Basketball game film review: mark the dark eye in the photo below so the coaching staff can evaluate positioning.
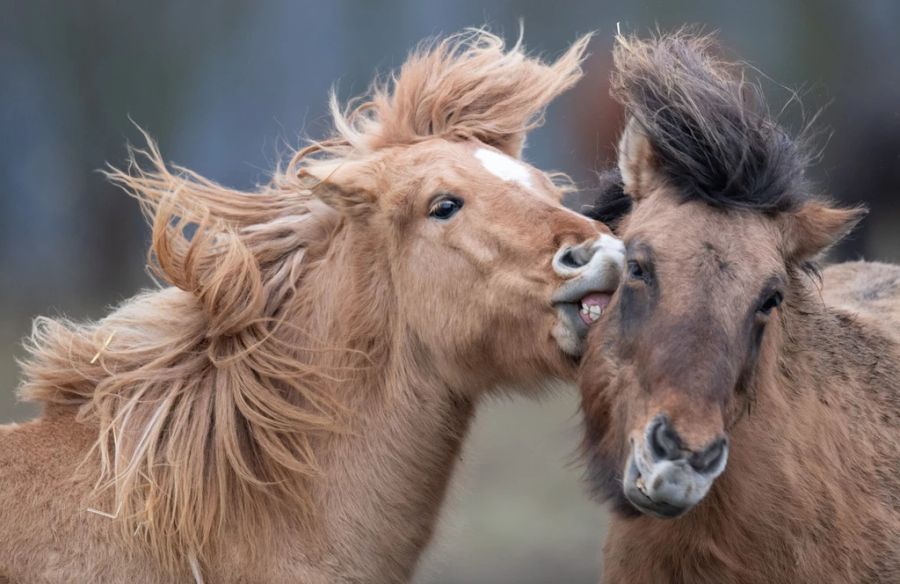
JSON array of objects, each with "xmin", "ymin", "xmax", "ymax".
[
  {"xmin": 429, "ymin": 196, "xmax": 463, "ymax": 220},
  {"xmin": 758, "ymin": 291, "xmax": 783, "ymax": 315},
  {"xmin": 627, "ymin": 259, "xmax": 646, "ymax": 281}
]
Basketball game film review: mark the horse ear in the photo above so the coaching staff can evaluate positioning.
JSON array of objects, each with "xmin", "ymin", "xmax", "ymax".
[
  {"xmin": 617, "ymin": 117, "xmax": 662, "ymax": 199},
  {"xmin": 307, "ymin": 180, "xmax": 374, "ymax": 218},
  {"xmin": 781, "ymin": 201, "xmax": 866, "ymax": 260},
  {"xmin": 298, "ymin": 159, "xmax": 378, "ymax": 217}
]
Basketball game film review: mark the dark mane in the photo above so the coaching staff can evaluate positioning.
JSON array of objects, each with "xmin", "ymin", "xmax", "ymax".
[
  {"xmin": 584, "ymin": 168, "xmax": 631, "ymax": 229},
  {"xmin": 611, "ymin": 31, "xmax": 811, "ymax": 213}
]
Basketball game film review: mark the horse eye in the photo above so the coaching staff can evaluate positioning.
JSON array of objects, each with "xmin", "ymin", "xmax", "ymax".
[
  {"xmin": 627, "ymin": 260, "xmax": 646, "ymax": 281},
  {"xmin": 429, "ymin": 197, "xmax": 463, "ymax": 220},
  {"xmin": 758, "ymin": 291, "xmax": 783, "ymax": 315}
]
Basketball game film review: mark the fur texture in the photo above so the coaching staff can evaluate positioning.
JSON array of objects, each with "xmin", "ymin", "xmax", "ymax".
[
  {"xmin": 1, "ymin": 30, "xmax": 609, "ymax": 583},
  {"xmin": 579, "ymin": 32, "xmax": 900, "ymax": 584}
]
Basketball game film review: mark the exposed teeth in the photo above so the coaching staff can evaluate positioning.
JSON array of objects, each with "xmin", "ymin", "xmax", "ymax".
[{"xmin": 580, "ymin": 303, "xmax": 603, "ymax": 322}]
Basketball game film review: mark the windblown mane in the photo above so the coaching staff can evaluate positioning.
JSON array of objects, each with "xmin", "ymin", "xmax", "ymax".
[
  {"xmin": 16, "ymin": 29, "xmax": 588, "ymax": 571},
  {"xmin": 20, "ymin": 138, "xmax": 344, "ymax": 570},
  {"xmin": 611, "ymin": 31, "xmax": 811, "ymax": 213},
  {"xmin": 305, "ymin": 28, "xmax": 590, "ymax": 162}
]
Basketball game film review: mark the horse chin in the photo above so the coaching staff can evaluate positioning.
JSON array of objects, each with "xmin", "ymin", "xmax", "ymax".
[
  {"xmin": 623, "ymin": 490, "xmax": 691, "ymax": 519},
  {"xmin": 551, "ymin": 290, "xmax": 613, "ymax": 358},
  {"xmin": 552, "ymin": 302, "xmax": 591, "ymax": 357},
  {"xmin": 622, "ymin": 464, "xmax": 692, "ymax": 519}
]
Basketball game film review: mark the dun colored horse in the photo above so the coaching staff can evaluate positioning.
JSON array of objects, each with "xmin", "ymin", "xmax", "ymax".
[
  {"xmin": 0, "ymin": 31, "xmax": 624, "ymax": 583},
  {"xmin": 580, "ymin": 33, "xmax": 900, "ymax": 583}
]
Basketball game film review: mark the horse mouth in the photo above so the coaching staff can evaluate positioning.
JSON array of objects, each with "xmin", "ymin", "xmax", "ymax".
[
  {"xmin": 550, "ymin": 249, "xmax": 621, "ymax": 356},
  {"xmin": 554, "ymin": 288, "xmax": 614, "ymax": 328},
  {"xmin": 551, "ymin": 291, "xmax": 615, "ymax": 356},
  {"xmin": 622, "ymin": 457, "xmax": 689, "ymax": 519},
  {"xmin": 624, "ymin": 487, "xmax": 688, "ymax": 519},
  {"xmin": 577, "ymin": 292, "xmax": 613, "ymax": 325}
]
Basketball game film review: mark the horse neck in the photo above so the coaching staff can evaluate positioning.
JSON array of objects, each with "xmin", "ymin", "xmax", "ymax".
[
  {"xmin": 281, "ymin": 228, "xmax": 478, "ymax": 579},
  {"xmin": 311, "ymin": 352, "xmax": 476, "ymax": 580}
]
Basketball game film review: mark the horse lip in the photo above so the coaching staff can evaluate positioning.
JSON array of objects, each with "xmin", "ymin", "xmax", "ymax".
[
  {"xmin": 556, "ymin": 303, "xmax": 589, "ymax": 336},
  {"xmin": 551, "ymin": 273, "xmax": 619, "ymax": 306},
  {"xmin": 550, "ymin": 281, "xmax": 616, "ymax": 306},
  {"xmin": 625, "ymin": 490, "xmax": 688, "ymax": 519},
  {"xmin": 623, "ymin": 456, "xmax": 690, "ymax": 519},
  {"xmin": 551, "ymin": 302, "xmax": 593, "ymax": 357},
  {"xmin": 550, "ymin": 270, "xmax": 619, "ymax": 356},
  {"xmin": 551, "ymin": 236, "xmax": 624, "ymax": 305}
]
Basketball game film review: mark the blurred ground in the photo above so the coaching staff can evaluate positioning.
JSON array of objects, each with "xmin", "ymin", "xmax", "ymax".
[{"xmin": 417, "ymin": 395, "xmax": 608, "ymax": 584}]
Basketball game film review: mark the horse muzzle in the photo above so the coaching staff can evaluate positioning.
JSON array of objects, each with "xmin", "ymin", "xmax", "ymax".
[
  {"xmin": 550, "ymin": 233, "xmax": 624, "ymax": 356},
  {"xmin": 623, "ymin": 414, "xmax": 729, "ymax": 518}
]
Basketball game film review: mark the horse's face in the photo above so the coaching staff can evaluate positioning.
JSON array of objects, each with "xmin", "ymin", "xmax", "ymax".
[
  {"xmin": 379, "ymin": 139, "xmax": 623, "ymax": 386},
  {"xmin": 580, "ymin": 190, "xmax": 782, "ymax": 518},
  {"xmin": 314, "ymin": 137, "xmax": 624, "ymax": 387},
  {"xmin": 578, "ymin": 122, "xmax": 861, "ymax": 519}
]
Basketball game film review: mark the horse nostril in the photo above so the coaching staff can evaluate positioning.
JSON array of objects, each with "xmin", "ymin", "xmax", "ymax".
[
  {"xmin": 554, "ymin": 240, "xmax": 597, "ymax": 274},
  {"xmin": 689, "ymin": 437, "xmax": 727, "ymax": 475},
  {"xmin": 648, "ymin": 416, "xmax": 683, "ymax": 461},
  {"xmin": 559, "ymin": 248, "xmax": 580, "ymax": 269}
]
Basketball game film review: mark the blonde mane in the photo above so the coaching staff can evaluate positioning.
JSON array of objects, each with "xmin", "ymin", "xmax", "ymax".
[
  {"xmin": 305, "ymin": 28, "xmax": 589, "ymax": 161},
  {"xmin": 16, "ymin": 29, "xmax": 589, "ymax": 570}
]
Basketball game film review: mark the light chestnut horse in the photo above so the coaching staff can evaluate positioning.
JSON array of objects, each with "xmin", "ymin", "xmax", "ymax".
[
  {"xmin": 0, "ymin": 31, "xmax": 624, "ymax": 583},
  {"xmin": 579, "ymin": 33, "xmax": 900, "ymax": 583}
]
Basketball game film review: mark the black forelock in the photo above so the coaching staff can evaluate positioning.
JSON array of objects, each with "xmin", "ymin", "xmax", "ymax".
[
  {"xmin": 584, "ymin": 168, "xmax": 631, "ymax": 229},
  {"xmin": 611, "ymin": 31, "xmax": 812, "ymax": 214}
]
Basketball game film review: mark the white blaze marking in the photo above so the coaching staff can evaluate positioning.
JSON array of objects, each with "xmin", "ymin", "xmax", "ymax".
[{"xmin": 474, "ymin": 148, "xmax": 534, "ymax": 189}]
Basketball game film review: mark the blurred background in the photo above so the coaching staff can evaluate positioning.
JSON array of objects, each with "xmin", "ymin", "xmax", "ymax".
[{"xmin": 1, "ymin": 1, "xmax": 898, "ymax": 582}]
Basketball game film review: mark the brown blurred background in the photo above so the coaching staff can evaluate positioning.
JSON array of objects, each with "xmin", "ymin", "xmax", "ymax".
[{"xmin": 1, "ymin": 1, "xmax": 898, "ymax": 582}]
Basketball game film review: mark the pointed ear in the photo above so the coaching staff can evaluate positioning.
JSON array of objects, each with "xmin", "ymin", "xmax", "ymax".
[
  {"xmin": 297, "ymin": 159, "xmax": 378, "ymax": 217},
  {"xmin": 780, "ymin": 201, "xmax": 866, "ymax": 260},
  {"xmin": 617, "ymin": 117, "xmax": 662, "ymax": 198}
]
